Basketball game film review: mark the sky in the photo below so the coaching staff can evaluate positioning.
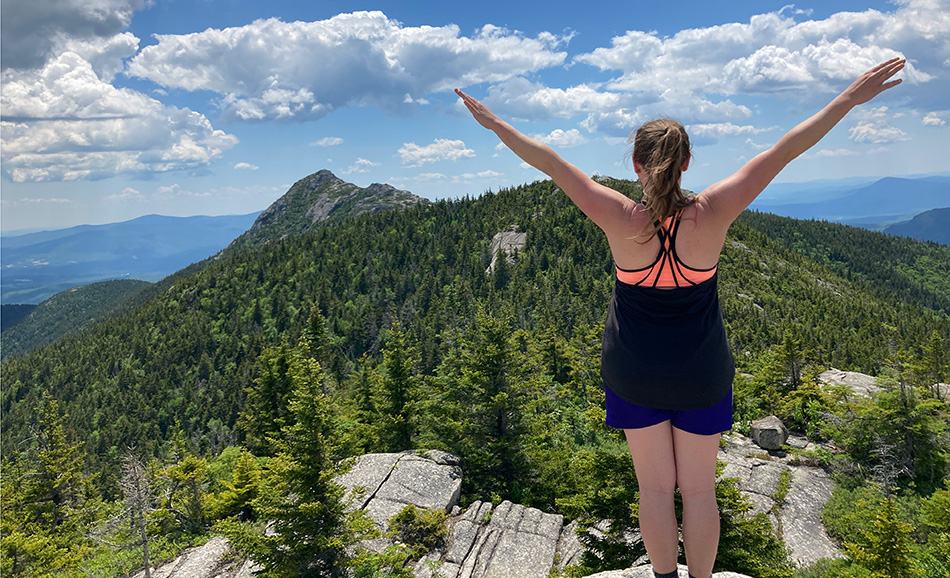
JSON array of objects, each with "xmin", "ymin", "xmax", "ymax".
[{"xmin": 2, "ymin": 0, "xmax": 949, "ymax": 232}]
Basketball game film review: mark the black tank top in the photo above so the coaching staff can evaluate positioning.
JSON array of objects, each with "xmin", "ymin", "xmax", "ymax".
[{"xmin": 601, "ymin": 220, "xmax": 734, "ymax": 410}]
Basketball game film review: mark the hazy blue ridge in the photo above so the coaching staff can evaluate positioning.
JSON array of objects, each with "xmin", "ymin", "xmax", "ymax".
[
  {"xmin": 883, "ymin": 207, "xmax": 950, "ymax": 246},
  {"xmin": 1, "ymin": 212, "xmax": 259, "ymax": 305},
  {"xmin": 751, "ymin": 176, "xmax": 950, "ymax": 222}
]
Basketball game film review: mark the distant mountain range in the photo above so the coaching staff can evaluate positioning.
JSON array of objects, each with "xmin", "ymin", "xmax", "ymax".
[
  {"xmin": 1, "ymin": 213, "xmax": 260, "ymax": 304},
  {"xmin": 752, "ymin": 175, "xmax": 950, "ymax": 227}
]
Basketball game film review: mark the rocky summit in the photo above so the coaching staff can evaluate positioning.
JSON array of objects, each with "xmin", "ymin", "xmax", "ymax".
[{"xmin": 227, "ymin": 169, "xmax": 427, "ymax": 252}]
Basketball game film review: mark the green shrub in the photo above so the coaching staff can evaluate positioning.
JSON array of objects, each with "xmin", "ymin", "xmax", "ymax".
[{"xmin": 387, "ymin": 505, "xmax": 448, "ymax": 558}]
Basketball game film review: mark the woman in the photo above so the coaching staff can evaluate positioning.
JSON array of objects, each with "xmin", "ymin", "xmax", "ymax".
[{"xmin": 456, "ymin": 56, "xmax": 905, "ymax": 578}]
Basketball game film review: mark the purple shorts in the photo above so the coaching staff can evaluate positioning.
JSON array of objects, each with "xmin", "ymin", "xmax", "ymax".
[{"xmin": 605, "ymin": 382, "xmax": 733, "ymax": 436}]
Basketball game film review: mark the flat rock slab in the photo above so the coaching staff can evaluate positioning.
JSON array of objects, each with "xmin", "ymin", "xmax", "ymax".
[
  {"xmin": 131, "ymin": 536, "xmax": 233, "ymax": 578},
  {"xmin": 781, "ymin": 467, "xmax": 842, "ymax": 566},
  {"xmin": 820, "ymin": 368, "xmax": 882, "ymax": 399},
  {"xmin": 336, "ymin": 451, "xmax": 463, "ymax": 530}
]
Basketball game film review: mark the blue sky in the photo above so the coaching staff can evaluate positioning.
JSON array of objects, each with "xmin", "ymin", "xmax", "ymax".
[{"xmin": 2, "ymin": 0, "xmax": 948, "ymax": 231}]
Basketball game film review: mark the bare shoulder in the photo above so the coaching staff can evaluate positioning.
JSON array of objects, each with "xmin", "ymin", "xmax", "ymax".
[{"xmin": 675, "ymin": 196, "xmax": 729, "ymax": 266}]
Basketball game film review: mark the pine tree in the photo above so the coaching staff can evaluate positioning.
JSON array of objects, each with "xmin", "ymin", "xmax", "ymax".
[
  {"xmin": 0, "ymin": 391, "xmax": 97, "ymax": 577},
  {"xmin": 241, "ymin": 347, "xmax": 367, "ymax": 578},
  {"xmin": 453, "ymin": 308, "xmax": 532, "ymax": 501},
  {"xmin": 239, "ymin": 340, "xmax": 296, "ymax": 456},
  {"xmin": 845, "ymin": 494, "xmax": 922, "ymax": 578},
  {"xmin": 376, "ymin": 321, "xmax": 418, "ymax": 452},
  {"xmin": 208, "ymin": 449, "xmax": 260, "ymax": 522}
]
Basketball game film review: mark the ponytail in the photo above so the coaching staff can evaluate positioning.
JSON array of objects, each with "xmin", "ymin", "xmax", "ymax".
[{"xmin": 631, "ymin": 119, "xmax": 693, "ymax": 240}]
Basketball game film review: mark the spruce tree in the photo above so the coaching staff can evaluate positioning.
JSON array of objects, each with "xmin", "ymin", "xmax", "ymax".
[
  {"xmin": 845, "ymin": 494, "xmax": 922, "ymax": 578},
  {"xmin": 376, "ymin": 322, "xmax": 418, "ymax": 452},
  {"xmin": 244, "ymin": 346, "xmax": 366, "ymax": 578},
  {"xmin": 0, "ymin": 392, "xmax": 97, "ymax": 577}
]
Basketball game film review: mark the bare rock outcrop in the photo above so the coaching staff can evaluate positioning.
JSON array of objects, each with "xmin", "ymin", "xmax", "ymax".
[
  {"xmin": 134, "ymin": 442, "xmax": 843, "ymax": 577},
  {"xmin": 820, "ymin": 368, "xmax": 882, "ymax": 399},
  {"xmin": 486, "ymin": 228, "xmax": 526, "ymax": 274},
  {"xmin": 718, "ymin": 434, "xmax": 842, "ymax": 566}
]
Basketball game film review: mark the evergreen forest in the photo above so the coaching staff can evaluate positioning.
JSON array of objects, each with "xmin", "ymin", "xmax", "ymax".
[{"xmin": 2, "ymin": 177, "xmax": 949, "ymax": 578}]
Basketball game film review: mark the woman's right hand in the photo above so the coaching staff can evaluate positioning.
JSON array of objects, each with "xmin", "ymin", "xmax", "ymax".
[
  {"xmin": 839, "ymin": 57, "xmax": 906, "ymax": 106},
  {"xmin": 455, "ymin": 89, "xmax": 503, "ymax": 131}
]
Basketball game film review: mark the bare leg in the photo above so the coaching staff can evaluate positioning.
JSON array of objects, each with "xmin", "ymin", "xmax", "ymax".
[
  {"xmin": 673, "ymin": 427, "xmax": 721, "ymax": 578},
  {"xmin": 624, "ymin": 423, "xmax": 678, "ymax": 575}
]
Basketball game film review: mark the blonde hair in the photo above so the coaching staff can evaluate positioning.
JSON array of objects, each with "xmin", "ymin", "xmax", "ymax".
[{"xmin": 631, "ymin": 118, "xmax": 693, "ymax": 240}]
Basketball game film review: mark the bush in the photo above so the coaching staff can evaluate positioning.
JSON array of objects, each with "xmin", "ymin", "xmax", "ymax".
[{"xmin": 387, "ymin": 505, "xmax": 448, "ymax": 558}]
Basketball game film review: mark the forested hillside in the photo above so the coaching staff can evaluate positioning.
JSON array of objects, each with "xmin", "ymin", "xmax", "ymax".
[
  {"xmin": 0, "ymin": 279, "xmax": 151, "ymax": 360},
  {"xmin": 3, "ymin": 178, "xmax": 948, "ymax": 578}
]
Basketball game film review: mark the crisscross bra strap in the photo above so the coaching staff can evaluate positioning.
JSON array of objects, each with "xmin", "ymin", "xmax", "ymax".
[{"xmin": 615, "ymin": 209, "xmax": 717, "ymax": 288}]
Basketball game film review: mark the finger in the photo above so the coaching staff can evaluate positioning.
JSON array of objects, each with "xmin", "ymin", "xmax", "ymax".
[
  {"xmin": 870, "ymin": 57, "xmax": 902, "ymax": 73},
  {"xmin": 875, "ymin": 58, "xmax": 906, "ymax": 80}
]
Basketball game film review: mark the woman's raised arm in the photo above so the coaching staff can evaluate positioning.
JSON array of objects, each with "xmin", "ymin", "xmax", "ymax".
[
  {"xmin": 455, "ymin": 89, "xmax": 636, "ymax": 235},
  {"xmin": 699, "ymin": 57, "xmax": 906, "ymax": 227}
]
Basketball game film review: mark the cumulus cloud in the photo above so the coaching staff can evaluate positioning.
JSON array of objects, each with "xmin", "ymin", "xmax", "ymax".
[
  {"xmin": 576, "ymin": 6, "xmax": 937, "ymax": 97},
  {"xmin": 534, "ymin": 128, "xmax": 588, "ymax": 148},
  {"xmin": 343, "ymin": 158, "xmax": 380, "ymax": 174},
  {"xmin": 398, "ymin": 139, "xmax": 475, "ymax": 167},
  {"xmin": 570, "ymin": 0, "xmax": 946, "ymax": 131},
  {"xmin": 849, "ymin": 121, "xmax": 910, "ymax": 143},
  {"xmin": 848, "ymin": 106, "xmax": 910, "ymax": 143},
  {"xmin": 153, "ymin": 184, "xmax": 210, "ymax": 200},
  {"xmin": 687, "ymin": 123, "xmax": 773, "ymax": 139},
  {"xmin": 1, "ymin": 50, "xmax": 237, "ymax": 182},
  {"xmin": 0, "ymin": 0, "xmax": 145, "ymax": 70},
  {"xmin": 813, "ymin": 148, "xmax": 858, "ymax": 157},
  {"xmin": 234, "ymin": 162, "xmax": 259, "ymax": 170},
  {"xmin": 922, "ymin": 112, "xmax": 946, "ymax": 126},
  {"xmin": 484, "ymin": 78, "xmax": 622, "ymax": 120},
  {"xmin": 127, "ymin": 12, "xmax": 569, "ymax": 122},
  {"xmin": 311, "ymin": 137, "xmax": 344, "ymax": 146},
  {"xmin": 106, "ymin": 186, "xmax": 145, "ymax": 201}
]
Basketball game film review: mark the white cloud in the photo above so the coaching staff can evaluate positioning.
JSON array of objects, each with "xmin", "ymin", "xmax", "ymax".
[
  {"xmin": 234, "ymin": 162, "xmax": 259, "ymax": 170},
  {"xmin": 457, "ymin": 170, "xmax": 502, "ymax": 179},
  {"xmin": 485, "ymin": 78, "xmax": 622, "ymax": 120},
  {"xmin": 127, "ymin": 12, "xmax": 569, "ymax": 122},
  {"xmin": 849, "ymin": 121, "xmax": 910, "ymax": 143},
  {"xmin": 153, "ymin": 184, "xmax": 210, "ymax": 200},
  {"xmin": 814, "ymin": 148, "xmax": 858, "ymax": 157},
  {"xmin": 848, "ymin": 105, "xmax": 910, "ymax": 143},
  {"xmin": 343, "ymin": 158, "xmax": 380, "ymax": 174},
  {"xmin": 1, "ymin": 50, "xmax": 238, "ymax": 182},
  {"xmin": 574, "ymin": 1, "xmax": 943, "ymax": 113},
  {"xmin": 311, "ymin": 137, "xmax": 344, "ymax": 147},
  {"xmin": 105, "ymin": 186, "xmax": 145, "ymax": 202},
  {"xmin": 533, "ymin": 128, "xmax": 588, "ymax": 148},
  {"xmin": 398, "ymin": 139, "xmax": 475, "ymax": 167},
  {"xmin": 10, "ymin": 197, "xmax": 73, "ymax": 205},
  {"xmin": 416, "ymin": 173, "xmax": 446, "ymax": 181},
  {"xmin": 687, "ymin": 123, "xmax": 773, "ymax": 138},
  {"xmin": 1, "ymin": 0, "xmax": 145, "ymax": 70},
  {"xmin": 922, "ymin": 112, "xmax": 946, "ymax": 126}
]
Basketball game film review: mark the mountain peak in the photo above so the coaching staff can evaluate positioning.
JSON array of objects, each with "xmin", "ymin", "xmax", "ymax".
[{"xmin": 229, "ymin": 170, "xmax": 427, "ymax": 252}]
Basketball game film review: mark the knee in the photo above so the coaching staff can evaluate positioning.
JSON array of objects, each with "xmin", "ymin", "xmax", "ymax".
[
  {"xmin": 637, "ymin": 471, "xmax": 677, "ymax": 495},
  {"xmin": 675, "ymin": 475, "xmax": 717, "ymax": 499}
]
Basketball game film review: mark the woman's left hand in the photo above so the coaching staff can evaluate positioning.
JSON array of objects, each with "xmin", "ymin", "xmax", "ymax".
[{"xmin": 455, "ymin": 89, "xmax": 503, "ymax": 131}]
